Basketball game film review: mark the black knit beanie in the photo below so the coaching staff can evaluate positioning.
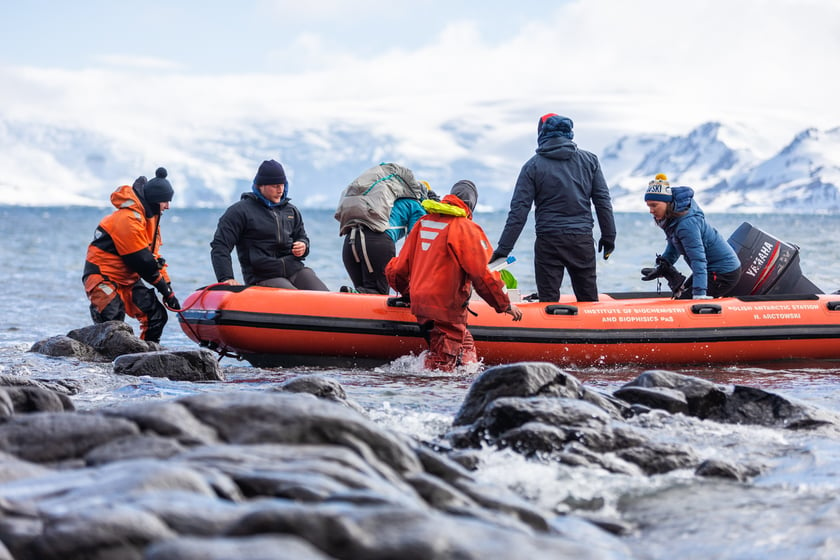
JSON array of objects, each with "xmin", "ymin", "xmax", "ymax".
[
  {"xmin": 254, "ymin": 160, "xmax": 287, "ymax": 186},
  {"xmin": 144, "ymin": 167, "xmax": 174, "ymax": 204}
]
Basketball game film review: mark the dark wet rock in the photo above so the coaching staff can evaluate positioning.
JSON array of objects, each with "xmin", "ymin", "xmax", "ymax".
[
  {"xmin": 274, "ymin": 374, "xmax": 365, "ymax": 413},
  {"xmin": 65, "ymin": 321, "xmax": 154, "ymax": 360},
  {"xmin": 112, "ymin": 349, "xmax": 224, "ymax": 381},
  {"xmin": 414, "ymin": 442, "xmax": 477, "ymax": 486},
  {"xmin": 455, "ymin": 362, "xmax": 633, "ymax": 428},
  {"xmin": 178, "ymin": 443, "xmax": 418, "ymax": 505},
  {"xmin": 412, "ymin": 443, "xmax": 554, "ymax": 532},
  {"xmin": 448, "ymin": 476, "xmax": 554, "ymax": 533},
  {"xmin": 1, "ymin": 386, "xmax": 74, "ymax": 414},
  {"xmin": 613, "ymin": 385, "xmax": 688, "ymax": 414},
  {"xmin": 449, "ymin": 363, "xmax": 703, "ymax": 477},
  {"xmin": 179, "ymin": 392, "xmax": 423, "ymax": 477},
  {"xmin": 28, "ymin": 335, "xmax": 106, "ymax": 362},
  {"xmin": 555, "ymin": 442, "xmax": 644, "ymax": 476},
  {"xmin": 620, "ymin": 369, "xmax": 728, "ymax": 418},
  {"xmin": 468, "ymin": 396, "xmax": 686, "ymax": 476},
  {"xmin": 84, "ymin": 434, "xmax": 186, "ymax": 465},
  {"xmin": 100, "ymin": 400, "xmax": 220, "ymax": 445},
  {"xmin": 447, "ymin": 449, "xmax": 482, "ymax": 471},
  {"xmin": 707, "ymin": 385, "xmax": 838, "ymax": 429},
  {"xmin": 694, "ymin": 458, "xmax": 760, "ymax": 481},
  {"xmin": 277, "ymin": 374, "xmax": 346, "ymax": 399},
  {"xmin": 30, "ymin": 321, "xmax": 166, "ymax": 363},
  {"xmin": 453, "ymin": 362, "xmax": 584, "ymax": 426},
  {"xmin": 615, "ymin": 443, "xmax": 698, "ymax": 475},
  {"xmin": 0, "ymin": 412, "xmax": 139, "ymax": 463},
  {"xmin": 0, "ymin": 391, "xmax": 13, "ymax": 418},
  {"xmin": 31, "ymin": 378, "xmax": 82, "ymax": 398},
  {"xmin": 144, "ymin": 534, "xmax": 332, "ymax": 560},
  {"xmin": 119, "ymin": 492, "xmax": 247, "ymax": 537},
  {"xmin": 224, "ymin": 502, "xmax": 615, "ymax": 560},
  {"xmin": 405, "ymin": 470, "xmax": 478, "ymax": 511},
  {"xmin": 31, "ymin": 504, "xmax": 176, "ymax": 560},
  {"xmin": 573, "ymin": 513, "xmax": 636, "ymax": 537},
  {"xmin": 0, "ymin": 390, "xmax": 630, "ymax": 560},
  {"xmin": 0, "ymin": 375, "xmax": 76, "ymax": 414},
  {"xmin": 622, "ymin": 369, "xmax": 840, "ymax": 429},
  {"xmin": 482, "ymin": 397, "xmax": 612, "ymax": 441}
]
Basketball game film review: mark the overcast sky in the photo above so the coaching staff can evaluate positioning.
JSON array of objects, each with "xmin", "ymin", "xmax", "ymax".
[{"xmin": 1, "ymin": 0, "xmax": 839, "ymax": 154}]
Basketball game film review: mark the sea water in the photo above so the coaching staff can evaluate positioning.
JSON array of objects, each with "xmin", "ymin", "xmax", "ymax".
[{"xmin": 2, "ymin": 205, "xmax": 840, "ymax": 559}]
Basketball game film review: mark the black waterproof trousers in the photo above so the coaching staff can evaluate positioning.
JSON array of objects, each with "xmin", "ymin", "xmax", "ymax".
[
  {"xmin": 341, "ymin": 225, "xmax": 395, "ymax": 294},
  {"xmin": 533, "ymin": 233, "xmax": 598, "ymax": 302}
]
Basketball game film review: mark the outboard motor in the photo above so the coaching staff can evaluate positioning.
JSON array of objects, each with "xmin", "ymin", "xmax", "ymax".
[{"xmin": 727, "ymin": 222, "xmax": 822, "ymax": 295}]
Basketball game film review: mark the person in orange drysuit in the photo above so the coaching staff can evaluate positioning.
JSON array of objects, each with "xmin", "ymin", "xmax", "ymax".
[
  {"xmin": 83, "ymin": 167, "xmax": 180, "ymax": 343},
  {"xmin": 386, "ymin": 180, "xmax": 523, "ymax": 371}
]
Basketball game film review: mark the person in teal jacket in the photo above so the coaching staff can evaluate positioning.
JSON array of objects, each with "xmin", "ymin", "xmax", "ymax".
[
  {"xmin": 340, "ymin": 173, "xmax": 430, "ymax": 295},
  {"xmin": 642, "ymin": 174, "xmax": 742, "ymax": 298}
]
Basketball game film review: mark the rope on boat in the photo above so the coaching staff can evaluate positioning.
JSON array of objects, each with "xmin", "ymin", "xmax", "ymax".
[{"xmin": 166, "ymin": 282, "xmax": 245, "ymax": 362}]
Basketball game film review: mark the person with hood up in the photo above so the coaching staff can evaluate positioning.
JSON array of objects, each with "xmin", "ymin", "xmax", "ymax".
[
  {"xmin": 386, "ymin": 180, "xmax": 523, "ymax": 372},
  {"xmin": 490, "ymin": 113, "xmax": 616, "ymax": 302},
  {"xmin": 641, "ymin": 174, "xmax": 742, "ymax": 298},
  {"xmin": 83, "ymin": 167, "xmax": 179, "ymax": 343},
  {"xmin": 211, "ymin": 159, "xmax": 328, "ymax": 290}
]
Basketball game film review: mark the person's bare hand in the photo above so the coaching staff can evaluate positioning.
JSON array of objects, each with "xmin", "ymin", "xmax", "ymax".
[
  {"xmin": 292, "ymin": 241, "xmax": 306, "ymax": 257},
  {"xmin": 507, "ymin": 304, "xmax": 523, "ymax": 321}
]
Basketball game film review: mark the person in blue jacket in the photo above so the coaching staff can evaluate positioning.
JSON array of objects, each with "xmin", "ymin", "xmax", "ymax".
[
  {"xmin": 490, "ymin": 113, "xmax": 616, "ymax": 302},
  {"xmin": 641, "ymin": 173, "xmax": 742, "ymax": 299}
]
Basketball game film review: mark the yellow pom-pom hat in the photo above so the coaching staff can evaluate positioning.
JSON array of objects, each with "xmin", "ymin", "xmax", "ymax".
[{"xmin": 644, "ymin": 173, "xmax": 672, "ymax": 202}]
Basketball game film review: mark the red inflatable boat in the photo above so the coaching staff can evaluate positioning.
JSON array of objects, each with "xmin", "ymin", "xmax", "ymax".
[
  {"xmin": 178, "ymin": 223, "xmax": 840, "ymax": 368},
  {"xmin": 178, "ymin": 286, "xmax": 840, "ymax": 368}
]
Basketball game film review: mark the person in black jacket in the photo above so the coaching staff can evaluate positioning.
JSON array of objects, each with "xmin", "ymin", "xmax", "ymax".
[
  {"xmin": 490, "ymin": 114, "xmax": 616, "ymax": 302},
  {"xmin": 210, "ymin": 159, "xmax": 328, "ymax": 290}
]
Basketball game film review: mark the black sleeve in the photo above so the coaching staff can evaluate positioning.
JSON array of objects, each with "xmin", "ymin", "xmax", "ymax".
[
  {"xmin": 210, "ymin": 205, "xmax": 245, "ymax": 281},
  {"xmin": 122, "ymin": 248, "xmax": 163, "ymax": 285},
  {"xmin": 292, "ymin": 207, "xmax": 311, "ymax": 258}
]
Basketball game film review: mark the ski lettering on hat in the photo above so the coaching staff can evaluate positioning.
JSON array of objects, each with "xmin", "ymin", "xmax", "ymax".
[{"xmin": 644, "ymin": 173, "xmax": 673, "ymax": 202}]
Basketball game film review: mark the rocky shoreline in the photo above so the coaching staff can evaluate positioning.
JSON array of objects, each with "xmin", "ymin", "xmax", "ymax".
[{"xmin": 0, "ymin": 322, "xmax": 836, "ymax": 559}]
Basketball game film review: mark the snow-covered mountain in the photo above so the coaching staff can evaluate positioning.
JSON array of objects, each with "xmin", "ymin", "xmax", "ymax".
[
  {"xmin": 0, "ymin": 117, "xmax": 528, "ymax": 211},
  {"xmin": 703, "ymin": 127, "xmax": 840, "ymax": 212},
  {"xmin": 1, "ymin": 117, "xmax": 838, "ymax": 213},
  {"xmin": 606, "ymin": 122, "xmax": 840, "ymax": 213}
]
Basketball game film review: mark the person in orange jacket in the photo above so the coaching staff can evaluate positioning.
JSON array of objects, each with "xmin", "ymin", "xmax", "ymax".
[
  {"xmin": 82, "ymin": 168, "xmax": 180, "ymax": 343},
  {"xmin": 386, "ymin": 180, "xmax": 523, "ymax": 371}
]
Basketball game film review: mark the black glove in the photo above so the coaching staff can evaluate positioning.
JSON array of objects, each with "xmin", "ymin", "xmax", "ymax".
[
  {"xmin": 640, "ymin": 267, "xmax": 659, "ymax": 281},
  {"xmin": 489, "ymin": 250, "xmax": 507, "ymax": 264},
  {"xmin": 164, "ymin": 293, "xmax": 181, "ymax": 310},
  {"xmin": 641, "ymin": 255, "xmax": 668, "ymax": 281},
  {"xmin": 153, "ymin": 277, "xmax": 172, "ymax": 297},
  {"xmin": 427, "ymin": 189, "xmax": 440, "ymax": 202},
  {"xmin": 598, "ymin": 238, "xmax": 615, "ymax": 260}
]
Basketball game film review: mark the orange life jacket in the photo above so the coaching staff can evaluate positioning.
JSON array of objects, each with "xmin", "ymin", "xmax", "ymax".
[
  {"xmin": 84, "ymin": 185, "xmax": 170, "ymax": 286},
  {"xmin": 386, "ymin": 194, "xmax": 509, "ymax": 323}
]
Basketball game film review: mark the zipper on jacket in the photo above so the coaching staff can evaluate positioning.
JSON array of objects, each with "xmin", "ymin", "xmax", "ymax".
[{"xmin": 270, "ymin": 207, "xmax": 287, "ymax": 276}]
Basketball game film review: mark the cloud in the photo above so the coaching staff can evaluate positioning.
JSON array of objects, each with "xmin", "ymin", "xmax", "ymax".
[
  {"xmin": 93, "ymin": 54, "xmax": 183, "ymax": 71},
  {"xmin": 0, "ymin": 0, "xmax": 838, "ymax": 155}
]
